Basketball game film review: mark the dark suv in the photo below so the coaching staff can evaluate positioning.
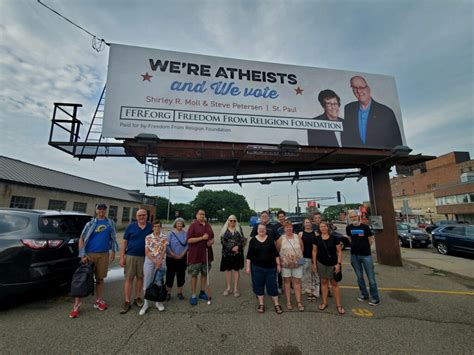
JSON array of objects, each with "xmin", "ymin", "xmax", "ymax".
[
  {"xmin": 0, "ymin": 209, "xmax": 91, "ymax": 301},
  {"xmin": 431, "ymin": 224, "xmax": 474, "ymax": 256}
]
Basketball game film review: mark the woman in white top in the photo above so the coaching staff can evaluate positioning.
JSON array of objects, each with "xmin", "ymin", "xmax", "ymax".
[{"xmin": 276, "ymin": 221, "xmax": 305, "ymax": 311}]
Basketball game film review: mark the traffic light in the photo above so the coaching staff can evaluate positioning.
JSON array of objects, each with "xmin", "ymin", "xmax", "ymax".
[{"xmin": 336, "ymin": 191, "xmax": 341, "ymax": 203}]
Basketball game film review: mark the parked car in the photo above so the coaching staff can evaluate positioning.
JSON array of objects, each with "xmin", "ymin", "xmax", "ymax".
[
  {"xmin": 431, "ymin": 224, "xmax": 474, "ymax": 255},
  {"xmin": 425, "ymin": 220, "xmax": 459, "ymax": 234},
  {"xmin": 249, "ymin": 216, "xmax": 260, "ymax": 227},
  {"xmin": 396, "ymin": 222, "xmax": 431, "ymax": 248},
  {"xmin": 0, "ymin": 209, "xmax": 92, "ymax": 302}
]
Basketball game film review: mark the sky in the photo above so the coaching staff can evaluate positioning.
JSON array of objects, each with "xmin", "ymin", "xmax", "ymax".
[{"xmin": 0, "ymin": 0, "xmax": 473, "ymax": 213}]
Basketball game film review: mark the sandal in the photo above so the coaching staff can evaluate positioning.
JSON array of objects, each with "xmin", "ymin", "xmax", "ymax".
[
  {"xmin": 274, "ymin": 304, "xmax": 283, "ymax": 314},
  {"xmin": 286, "ymin": 303, "xmax": 293, "ymax": 311},
  {"xmin": 308, "ymin": 294, "xmax": 316, "ymax": 302},
  {"xmin": 233, "ymin": 290, "xmax": 240, "ymax": 298},
  {"xmin": 337, "ymin": 306, "xmax": 345, "ymax": 315},
  {"xmin": 257, "ymin": 304, "xmax": 265, "ymax": 313},
  {"xmin": 297, "ymin": 303, "xmax": 305, "ymax": 312},
  {"xmin": 319, "ymin": 303, "xmax": 328, "ymax": 311},
  {"xmin": 223, "ymin": 289, "xmax": 231, "ymax": 296}
]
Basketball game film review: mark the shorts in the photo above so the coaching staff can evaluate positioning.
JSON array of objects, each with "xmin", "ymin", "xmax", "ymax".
[
  {"xmin": 87, "ymin": 252, "xmax": 109, "ymax": 280},
  {"xmin": 281, "ymin": 265, "xmax": 303, "ymax": 279},
  {"xmin": 124, "ymin": 255, "xmax": 145, "ymax": 279},
  {"xmin": 187, "ymin": 262, "xmax": 211, "ymax": 277}
]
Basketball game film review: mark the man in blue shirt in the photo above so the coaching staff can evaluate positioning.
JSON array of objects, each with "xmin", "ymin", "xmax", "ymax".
[
  {"xmin": 119, "ymin": 209, "xmax": 152, "ymax": 314},
  {"xmin": 69, "ymin": 203, "xmax": 118, "ymax": 318},
  {"xmin": 341, "ymin": 75, "xmax": 403, "ymax": 149}
]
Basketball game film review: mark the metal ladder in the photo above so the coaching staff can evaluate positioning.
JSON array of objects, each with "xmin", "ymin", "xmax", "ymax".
[{"xmin": 80, "ymin": 86, "xmax": 107, "ymax": 159}]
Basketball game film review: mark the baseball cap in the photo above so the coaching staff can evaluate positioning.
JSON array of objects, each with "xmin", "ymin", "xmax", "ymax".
[{"xmin": 96, "ymin": 203, "xmax": 108, "ymax": 209}]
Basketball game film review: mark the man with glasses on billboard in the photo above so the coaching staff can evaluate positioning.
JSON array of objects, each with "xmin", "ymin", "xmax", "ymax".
[{"xmin": 342, "ymin": 75, "xmax": 402, "ymax": 149}]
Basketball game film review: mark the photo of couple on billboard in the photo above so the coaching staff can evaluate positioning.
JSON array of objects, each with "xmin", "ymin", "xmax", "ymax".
[{"xmin": 307, "ymin": 75, "xmax": 403, "ymax": 149}]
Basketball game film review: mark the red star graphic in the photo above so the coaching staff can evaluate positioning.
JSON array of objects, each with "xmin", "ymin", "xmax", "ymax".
[
  {"xmin": 294, "ymin": 86, "xmax": 304, "ymax": 95},
  {"xmin": 141, "ymin": 72, "xmax": 153, "ymax": 81}
]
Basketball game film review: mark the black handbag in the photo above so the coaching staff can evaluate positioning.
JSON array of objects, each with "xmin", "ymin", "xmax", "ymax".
[
  {"xmin": 144, "ymin": 270, "xmax": 168, "ymax": 302},
  {"xmin": 333, "ymin": 265, "xmax": 343, "ymax": 282}
]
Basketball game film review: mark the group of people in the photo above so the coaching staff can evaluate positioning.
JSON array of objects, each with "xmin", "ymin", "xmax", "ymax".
[{"xmin": 69, "ymin": 203, "xmax": 380, "ymax": 318}]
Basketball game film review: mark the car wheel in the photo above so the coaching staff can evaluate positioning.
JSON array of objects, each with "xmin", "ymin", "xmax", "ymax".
[{"xmin": 436, "ymin": 242, "xmax": 449, "ymax": 255}]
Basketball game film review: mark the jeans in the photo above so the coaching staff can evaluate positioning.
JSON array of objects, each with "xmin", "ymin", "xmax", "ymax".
[
  {"xmin": 143, "ymin": 257, "xmax": 166, "ymax": 291},
  {"xmin": 251, "ymin": 264, "xmax": 278, "ymax": 297},
  {"xmin": 350, "ymin": 254, "xmax": 380, "ymax": 302}
]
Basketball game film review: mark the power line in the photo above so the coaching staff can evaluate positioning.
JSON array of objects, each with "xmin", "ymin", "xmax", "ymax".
[{"xmin": 37, "ymin": 0, "xmax": 108, "ymax": 52}]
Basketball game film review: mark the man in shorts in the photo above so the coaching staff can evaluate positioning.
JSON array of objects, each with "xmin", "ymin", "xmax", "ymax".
[
  {"xmin": 69, "ymin": 203, "xmax": 119, "ymax": 318},
  {"xmin": 119, "ymin": 209, "xmax": 152, "ymax": 313},
  {"xmin": 187, "ymin": 209, "xmax": 214, "ymax": 306}
]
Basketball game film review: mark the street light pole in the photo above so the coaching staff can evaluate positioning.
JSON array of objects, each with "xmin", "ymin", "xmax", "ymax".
[
  {"xmin": 166, "ymin": 186, "xmax": 171, "ymax": 222},
  {"xmin": 267, "ymin": 194, "xmax": 278, "ymax": 211}
]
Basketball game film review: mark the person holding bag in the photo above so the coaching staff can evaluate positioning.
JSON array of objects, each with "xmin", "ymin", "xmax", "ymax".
[
  {"xmin": 165, "ymin": 218, "xmax": 188, "ymax": 301},
  {"xmin": 276, "ymin": 221, "xmax": 305, "ymax": 311},
  {"xmin": 313, "ymin": 221, "xmax": 345, "ymax": 315},
  {"xmin": 140, "ymin": 221, "xmax": 168, "ymax": 315}
]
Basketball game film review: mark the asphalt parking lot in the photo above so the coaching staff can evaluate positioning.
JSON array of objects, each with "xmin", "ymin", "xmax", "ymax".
[{"xmin": 1, "ymin": 226, "xmax": 473, "ymax": 354}]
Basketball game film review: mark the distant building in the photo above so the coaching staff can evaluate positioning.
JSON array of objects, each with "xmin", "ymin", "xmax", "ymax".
[
  {"xmin": 391, "ymin": 152, "xmax": 474, "ymax": 224},
  {"xmin": 0, "ymin": 156, "xmax": 156, "ymax": 227}
]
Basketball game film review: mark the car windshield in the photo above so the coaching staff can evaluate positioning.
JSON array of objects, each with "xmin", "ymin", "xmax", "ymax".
[
  {"xmin": 397, "ymin": 223, "xmax": 410, "ymax": 231},
  {"xmin": 0, "ymin": 214, "xmax": 30, "ymax": 234},
  {"xmin": 39, "ymin": 215, "xmax": 91, "ymax": 234}
]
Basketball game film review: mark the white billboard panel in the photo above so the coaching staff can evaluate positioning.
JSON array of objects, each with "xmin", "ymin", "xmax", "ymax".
[{"xmin": 103, "ymin": 44, "xmax": 406, "ymax": 149}]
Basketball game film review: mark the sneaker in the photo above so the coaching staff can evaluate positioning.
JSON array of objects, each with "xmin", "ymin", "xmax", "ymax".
[
  {"xmin": 133, "ymin": 297, "xmax": 144, "ymax": 308},
  {"xmin": 189, "ymin": 296, "xmax": 198, "ymax": 306},
  {"xmin": 156, "ymin": 302, "xmax": 165, "ymax": 311},
  {"xmin": 199, "ymin": 290, "xmax": 209, "ymax": 301},
  {"xmin": 357, "ymin": 296, "xmax": 368, "ymax": 302},
  {"xmin": 93, "ymin": 299, "xmax": 108, "ymax": 311},
  {"xmin": 69, "ymin": 305, "xmax": 80, "ymax": 319},
  {"xmin": 177, "ymin": 293, "xmax": 185, "ymax": 300},
  {"xmin": 120, "ymin": 301, "xmax": 131, "ymax": 314},
  {"xmin": 369, "ymin": 300, "xmax": 380, "ymax": 306}
]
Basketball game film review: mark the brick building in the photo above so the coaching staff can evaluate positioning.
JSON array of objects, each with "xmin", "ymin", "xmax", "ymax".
[
  {"xmin": 0, "ymin": 156, "xmax": 157, "ymax": 228},
  {"xmin": 391, "ymin": 152, "xmax": 474, "ymax": 223}
]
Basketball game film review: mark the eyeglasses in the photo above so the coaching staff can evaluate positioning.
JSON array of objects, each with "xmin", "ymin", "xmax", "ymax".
[
  {"xmin": 229, "ymin": 220, "xmax": 236, "ymax": 222},
  {"xmin": 325, "ymin": 102, "xmax": 340, "ymax": 107},
  {"xmin": 351, "ymin": 85, "xmax": 368, "ymax": 91}
]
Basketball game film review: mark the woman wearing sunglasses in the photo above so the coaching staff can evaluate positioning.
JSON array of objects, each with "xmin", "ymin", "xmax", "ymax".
[{"xmin": 220, "ymin": 215, "xmax": 246, "ymax": 297}]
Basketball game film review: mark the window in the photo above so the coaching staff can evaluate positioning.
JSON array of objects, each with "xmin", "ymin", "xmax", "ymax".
[
  {"xmin": 470, "ymin": 193, "xmax": 474, "ymax": 203},
  {"xmin": 0, "ymin": 214, "xmax": 30, "ymax": 234},
  {"xmin": 73, "ymin": 202, "xmax": 87, "ymax": 213},
  {"xmin": 48, "ymin": 200, "xmax": 67, "ymax": 210},
  {"xmin": 456, "ymin": 194, "xmax": 469, "ymax": 204},
  {"xmin": 39, "ymin": 215, "xmax": 91, "ymax": 234},
  {"xmin": 131, "ymin": 208, "xmax": 139, "ymax": 221},
  {"xmin": 10, "ymin": 196, "xmax": 36, "ymax": 209},
  {"xmin": 450, "ymin": 226, "xmax": 466, "ymax": 236},
  {"xmin": 108, "ymin": 205, "xmax": 118, "ymax": 222},
  {"xmin": 122, "ymin": 207, "xmax": 130, "ymax": 222},
  {"xmin": 445, "ymin": 196, "xmax": 457, "ymax": 205}
]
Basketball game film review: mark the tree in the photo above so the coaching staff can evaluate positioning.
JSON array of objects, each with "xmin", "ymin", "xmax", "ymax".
[
  {"xmin": 191, "ymin": 190, "xmax": 253, "ymax": 222},
  {"xmin": 155, "ymin": 196, "xmax": 171, "ymax": 220},
  {"xmin": 323, "ymin": 203, "xmax": 361, "ymax": 222}
]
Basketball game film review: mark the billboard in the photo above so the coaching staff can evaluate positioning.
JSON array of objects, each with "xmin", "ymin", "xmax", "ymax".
[{"xmin": 103, "ymin": 44, "xmax": 406, "ymax": 149}]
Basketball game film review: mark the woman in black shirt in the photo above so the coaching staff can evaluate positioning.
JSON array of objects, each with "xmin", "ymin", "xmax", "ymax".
[
  {"xmin": 298, "ymin": 218, "xmax": 320, "ymax": 302},
  {"xmin": 246, "ymin": 224, "xmax": 283, "ymax": 314},
  {"xmin": 312, "ymin": 221, "xmax": 344, "ymax": 315}
]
